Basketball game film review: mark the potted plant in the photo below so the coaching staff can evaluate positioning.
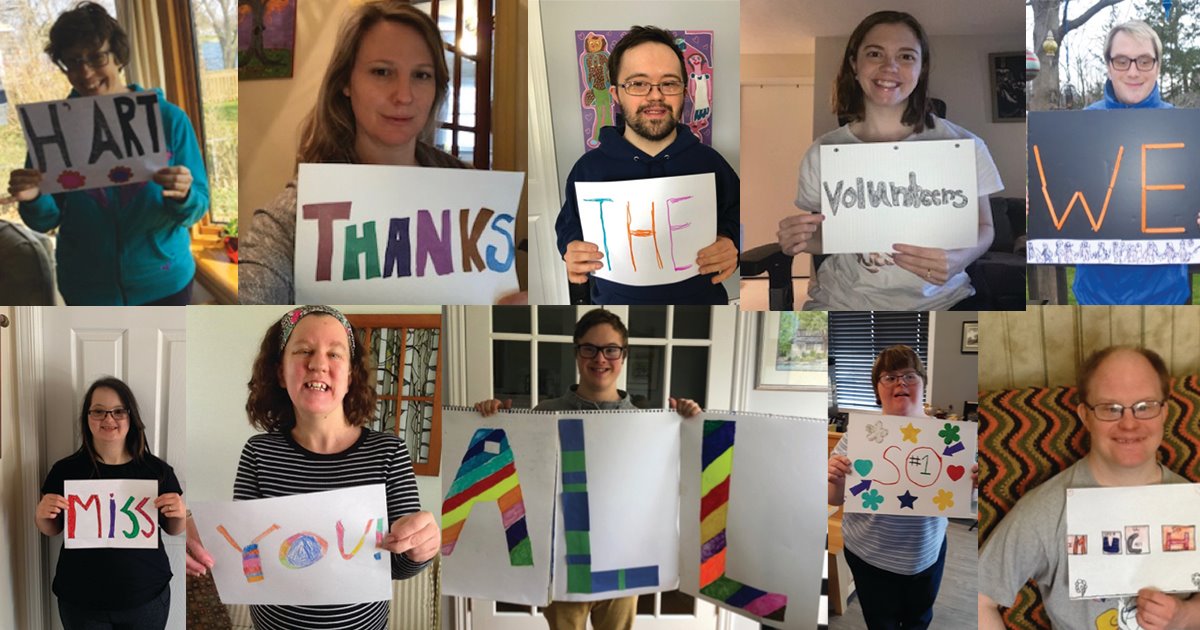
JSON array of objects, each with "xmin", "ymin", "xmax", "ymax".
[{"xmin": 223, "ymin": 217, "xmax": 238, "ymax": 263}]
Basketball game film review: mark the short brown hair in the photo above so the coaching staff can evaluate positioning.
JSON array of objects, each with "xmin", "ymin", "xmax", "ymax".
[
  {"xmin": 574, "ymin": 309, "xmax": 629, "ymax": 346},
  {"xmin": 607, "ymin": 25, "xmax": 687, "ymax": 87},
  {"xmin": 1076, "ymin": 346, "xmax": 1170, "ymax": 406},
  {"xmin": 246, "ymin": 314, "xmax": 376, "ymax": 432},
  {"xmin": 834, "ymin": 11, "xmax": 934, "ymax": 133},
  {"xmin": 46, "ymin": 2, "xmax": 131, "ymax": 71},
  {"xmin": 871, "ymin": 345, "xmax": 926, "ymax": 405}
]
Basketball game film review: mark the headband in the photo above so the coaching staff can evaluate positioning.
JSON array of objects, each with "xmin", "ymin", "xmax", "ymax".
[{"xmin": 279, "ymin": 305, "xmax": 356, "ymax": 357}]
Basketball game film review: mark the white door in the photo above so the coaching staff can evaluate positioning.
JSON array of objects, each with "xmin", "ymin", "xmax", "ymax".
[
  {"xmin": 39, "ymin": 306, "xmax": 187, "ymax": 630},
  {"xmin": 452, "ymin": 305, "xmax": 737, "ymax": 630}
]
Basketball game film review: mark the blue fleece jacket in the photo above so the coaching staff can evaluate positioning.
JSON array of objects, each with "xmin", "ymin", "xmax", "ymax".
[
  {"xmin": 1074, "ymin": 80, "xmax": 1186, "ymax": 305},
  {"xmin": 556, "ymin": 123, "xmax": 739, "ymax": 304},
  {"xmin": 18, "ymin": 85, "xmax": 210, "ymax": 305}
]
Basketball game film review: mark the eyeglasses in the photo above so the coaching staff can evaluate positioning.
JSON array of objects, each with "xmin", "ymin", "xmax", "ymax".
[
  {"xmin": 1083, "ymin": 400, "xmax": 1165, "ymax": 421},
  {"xmin": 879, "ymin": 372, "xmax": 921, "ymax": 386},
  {"xmin": 57, "ymin": 50, "xmax": 112, "ymax": 73},
  {"xmin": 619, "ymin": 80, "xmax": 685, "ymax": 96},
  {"xmin": 575, "ymin": 344, "xmax": 627, "ymax": 360},
  {"xmin": 1108, "ymin": 55, "xmax": 1157, "ymax": 71},
  {"xmin": 88, "ymin": 408, "xmax": 129, "ymax": 421}
]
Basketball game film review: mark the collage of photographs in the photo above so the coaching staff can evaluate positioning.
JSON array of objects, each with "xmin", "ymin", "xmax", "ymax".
[{"xmin": 0, "ymin": 0, "xmax": 1198, "ymax": 629}]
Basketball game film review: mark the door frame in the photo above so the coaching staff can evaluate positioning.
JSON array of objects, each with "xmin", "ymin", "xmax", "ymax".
[{"xmin": 17, "ymin": 306, "xmax": 48, "ymax": 630}]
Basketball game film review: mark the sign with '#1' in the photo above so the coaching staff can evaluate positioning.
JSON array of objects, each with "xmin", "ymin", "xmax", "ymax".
[
  {"xmin": 63, "ymin": 479, "xmax": 159, "ymax": 549},
  {"xmin": 575, "ymin": 173, "xmax": 717, "ymax": 287}
]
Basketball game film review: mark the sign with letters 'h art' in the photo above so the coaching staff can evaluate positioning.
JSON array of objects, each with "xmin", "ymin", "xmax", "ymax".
[
  {"xmin": 1028, "ymin": 109, "xmax": 1200, "ymax": 265},
  {"xmin": 18, "ymin": 91, "xmax": 168, "ymax": 194},
  {"xmin": 819, "ymin": 140, "xmax": 979, "ymax": 253},
  {"xmin": 295, "ymin": 164, "xmax": 524, "ymax": 304},
  {"xmin": 63, "ymin": 479, "xmax": 159, "ymax": 549}
]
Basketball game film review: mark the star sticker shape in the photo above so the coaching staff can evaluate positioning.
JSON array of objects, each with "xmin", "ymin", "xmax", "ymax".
[
  {"xmin": 900, "ymin": 422, "xmax": 921, "ymax": 444},
  {"xmin": 898, "ymin": 490, "xmax": 918, "ymax": 509}
]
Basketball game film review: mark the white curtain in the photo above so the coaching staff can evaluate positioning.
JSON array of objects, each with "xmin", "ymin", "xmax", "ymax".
[{"xmin": 116, "ymin": 0, "xmax": 166, "ymax": 90}]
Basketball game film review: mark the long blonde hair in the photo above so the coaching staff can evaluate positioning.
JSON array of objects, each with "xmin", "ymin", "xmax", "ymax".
[{"xmin": 297, "ymin": 1, "xmax": 449, "ymax": 165}]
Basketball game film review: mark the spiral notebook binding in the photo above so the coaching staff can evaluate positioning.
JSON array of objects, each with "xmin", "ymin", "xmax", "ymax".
[{"xmin": 442, "ymin": 404, "xmax": 827, "ymax": 424}]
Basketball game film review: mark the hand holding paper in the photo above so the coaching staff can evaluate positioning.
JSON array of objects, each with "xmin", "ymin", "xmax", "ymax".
[
  {"xmin": 696, "ymin": 236, "xmax": 736, "ymax": 283},
  {"xmin": 154, "ymin": 166, "xmax": 192, "ymax": 200},
  {"xmin": 778, "ymin": 211, "xmax": 824, "ymax": 256},
  {"xmin": 7, "ymin": 168, "xmax": 42, "ymax": 203},
  {"xmin": 563, "ymin": 240, "xmax": 604, "ymax": 283},
  {"xmin": 383, "ymin": 510, "xmax": 439, "ymax": 563},
  {"xmin": 185, "ymin": 515, "xmax": 215, "ymax": 577},
  {"xmin": 154, "ymin": 492, "xmax": 187, "ymax": 534},
  {"xmin": 891, "ymin": 243, "xmax": 952, "ymax": 286},
  {"xmin": 35, "ymin": 493, "xmax": 70, "ymax": 535}
]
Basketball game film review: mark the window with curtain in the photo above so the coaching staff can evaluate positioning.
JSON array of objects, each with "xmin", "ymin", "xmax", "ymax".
[
  {"xmin": 189, "ymin": 0, "xmax": 237, "ymax": 224},
  {"xmin": 829, "ymin": 311, "xmax": 929, "ymax": 410}
]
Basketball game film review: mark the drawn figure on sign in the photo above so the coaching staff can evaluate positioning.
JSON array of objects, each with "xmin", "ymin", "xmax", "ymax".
[
  {"xmin": 865, "ymin": 420, "xmax": 888, "ymax": 443},
  {"xmin": 980, "ymin": 346, "xmax": 1200, "ymax": 627},
  {"xmin": 184, "ymin": 305, "xmax": 439, "ymax": 627},
  {"xmin": 1162, "ymin": 525, "xmax": 1196, "ymax": 551},
  {"xmin": 829, "ymin": 346, "xmax": 978, "ymax": 627},
  {"xmin": 8, "ymin": 2, "xmax": 208, "ymax": 306},
  {"xmin": 580, "ymin": 33, "xmax": 612, "ymax": 149},
  {"xmin": 35, "ymin": 377, "xmax": 185, "ymax": 629},
  {"xmin": 473, "ymin": 309, "xmax": 704, "ymax": 628},
  {"xmin": 1192, "ymin": 572, "xmax": 1200, "ymax": 589},
  {"xmin": 685, "ymin": 52, "xmax": 711, "ymax": 138},
  {"xmin": 1067, "ymin": 535, "xmax": 1088, "ymax": 555}
]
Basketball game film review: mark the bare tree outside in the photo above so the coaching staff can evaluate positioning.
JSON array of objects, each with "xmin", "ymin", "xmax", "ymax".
[{"xmin": 1029, "ymin": 0, "xmax": 1127, "ymax": 110}]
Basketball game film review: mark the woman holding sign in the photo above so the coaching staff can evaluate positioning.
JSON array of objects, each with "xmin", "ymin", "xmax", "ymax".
[
  {"xmin": 184, "ymin": 305, "xmax": 439, "ymax": 629},
  {"xmin": 777, "ymin": 11, "xmax": 1001, "ymax": 311},
  {"xmin": 35, "ymin": 377, "xmax": 185, "ymax": 629},
  {"xmin": 7, "ymin": 2, "xmax": 209, "ymax": 306},
  {"xmin": 827, "ymin": 346, "xmax": 977, "ymax": 628},
  {"xmin": 239, "ymin": 1, "xmax": 470, "ymax": 305}
]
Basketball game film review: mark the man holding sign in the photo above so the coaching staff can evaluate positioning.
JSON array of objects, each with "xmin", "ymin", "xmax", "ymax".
[{"xmin": 557, "ymin": 25, "xmax": 739, "ymax": 304}]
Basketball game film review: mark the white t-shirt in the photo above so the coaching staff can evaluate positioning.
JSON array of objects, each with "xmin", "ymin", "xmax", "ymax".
[{"xmin": 795, "ymin": 117, "xmax": 1004, "ymax": 311}]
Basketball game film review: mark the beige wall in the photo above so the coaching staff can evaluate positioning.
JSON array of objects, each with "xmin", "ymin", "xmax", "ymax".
[
  {"xmin": 929, "ymin": 310, "xmax": 979, "ymax": 413},
  {"xmin": 0, "ymin": 306, "xmax": 25, "ymax": 629},
  {"xmin": 979, "ymin": 306, "xmax": 1200, "ymax": 391}
]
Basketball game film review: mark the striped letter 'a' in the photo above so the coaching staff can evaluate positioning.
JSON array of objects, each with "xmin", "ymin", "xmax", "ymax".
[{"xmin": 441, "ymin": 428, "xmax": 533, "ymax": 566}]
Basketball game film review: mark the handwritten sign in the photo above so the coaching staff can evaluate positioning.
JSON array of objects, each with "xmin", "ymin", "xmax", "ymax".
[
  {"xmin": 574, "ymin": 173, "xmax": 717, "ymax": 286},
  {"xmin": 843, "ymin": 413, "xmax": 977, "ymax": 518},
  {"xmin": 1027, "ymin": 110, "xmax": 1200, "ymax": 264},
  {"xmin": 1066, "ymin": 483, "xmax": 1200, "ymax": 599},
  {"xmin": 63, "ymin": 479, "xmax": 159, "ymax": 549},
  {"xmin": 295, "ymin": 164, "xmax": 524, "ymax": 304},
  {"xmin": 17, "ymin": 91, "xmax": 168, "ymax": 194},
  {"xmin": 190, "ymin": 485, "xmax": 391, "ymax": 605},
  {"xmin": 819, "ymin": 140, "xmax": 978, "ymax": 253}
]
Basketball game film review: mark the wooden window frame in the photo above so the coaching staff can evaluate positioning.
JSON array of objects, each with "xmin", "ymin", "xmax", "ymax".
[{"xmin": 431, "ymin": 0, "xmax": 493, "ymax": 169}]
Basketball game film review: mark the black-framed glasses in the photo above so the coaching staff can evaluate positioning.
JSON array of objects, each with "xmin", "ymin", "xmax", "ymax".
[
  {"xmin": 1108, "ymin": 55, "xmax": 1157, "ymax": 71},
  {"xmin": 619, "ymin": 80, "xmax": 685, "ymax": 96},
  {"xmin": 575, "ymin": 344, "xmax": 627, "ymax": 360},
  {"xmin": 1082, "ymin": 400, "xmax": 1165, "ymax": 421},
  {"xmin": 879, "ymin": 372, "xmax": 921, "ymax": 385},
  {"xmin": 88, "ymin": 408, "xmax": 129, "ymax": 421},
  {"xmin": 57, "ymin": 50, "xmax": 112, "ymax": 73}
]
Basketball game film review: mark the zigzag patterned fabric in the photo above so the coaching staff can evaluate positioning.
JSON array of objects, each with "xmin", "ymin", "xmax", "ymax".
[
  {"xmin": 441, "ymin": 428, "xmax": 533, "ymax": 566},
  {"xmin": 979, "ymin": 377, "xmax": 1200, "ymax": 630},
  {"xmin": 699, "ymin": 420, "xmax": 787, "ymax": 622}
]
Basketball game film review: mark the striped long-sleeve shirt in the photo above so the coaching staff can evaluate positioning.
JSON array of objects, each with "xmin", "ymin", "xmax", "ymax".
[{"xmin": 234, "ymin": 429, "xmax": 429, "ymax": 629}]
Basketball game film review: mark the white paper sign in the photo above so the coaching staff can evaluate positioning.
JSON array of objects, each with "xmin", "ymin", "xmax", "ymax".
[
  {"xmin": 843, "ymin": 413, "xmax": 977, "ymax": 518},
  {"xmin": 1066, "ymin": 483, "xmax": 1200, "ymax": 599},
  {"xmin": 190, "ymin": 485, "xmax": 392, "ymax": 605},
  {"xmin": 63, "ymin": 479, "xmax": 159, "ymax": 549},
  {"xmin": 678, "ymin": 413, "xmax": 827, "ymax": 629},
  {"xmin": 575, "ymin": 173, "xmax": 717, "ymax": 286},
  {"xmin": 819, "ymin": 140, "xmax": 978, "ymax": 253},
  {"xmin": 295, "ymin": 164, "xmax": 524, "ymax": 304},
  {"xmin": 17, "ymin": 91, "xmax": 168, "ymax": 194},
  {"xmin": 439, "ymin": 409, "xmax": 558, "ymax": 605}
]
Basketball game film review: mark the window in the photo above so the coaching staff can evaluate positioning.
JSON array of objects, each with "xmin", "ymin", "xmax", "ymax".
[
  {"xmin": 829, "ymin": 311, "xmax": 929, "ymax": 410},
  {"xmin": 190, "ymin": 0, "xmax": 237, "ymax": 224},
  {"xmin": 417, "ymin": 0, "xmax": 493, "ymax": 168}
]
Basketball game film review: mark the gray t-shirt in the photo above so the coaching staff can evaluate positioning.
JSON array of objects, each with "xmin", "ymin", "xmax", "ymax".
[
  {"xmin": 533, "ymin": 385, "xmax": 639, "ymax": 412},
  {"xmin": 796, "ymin": 117, "xmax": 1004, "ymax": 311},
  {"xmin": 979, "ymin": 458, "xmax": 1189, "ymax": 629}
]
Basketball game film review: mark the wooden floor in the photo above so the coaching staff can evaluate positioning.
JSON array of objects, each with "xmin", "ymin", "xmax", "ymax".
[{"xmin": 828, "ymin": 519, "xmax": 977, "ymax": 630}]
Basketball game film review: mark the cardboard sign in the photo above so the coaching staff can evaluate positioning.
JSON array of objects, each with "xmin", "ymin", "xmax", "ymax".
[
  {"xmin": 843, "ymin": 413, "xmax": 977, "ymax": 518},
  {"xmin": 17, "ymin": 91, "xmax": 168, "ymax": 194},
  {"xmin": 190, "ymin": 485, "xmax": 392, "ymax": 605},
  {"xmin": 295, "ymin": 164, "xmax": 524, "ymax": 304},
  {"xmin": 574, "ymin": 173, "xmax": 717, "ymax": 286},
  {"xmin": 1066, "ymin": 483, "xmax": 1200, "ymax": 599},
  {"xmin": 819, "ymin": 140, "xmax": 979, "ymax": 253},
  {"xmin": 1028, "ymin": 109, "xmax": 1200, "ymax": 264},
  {"xmin": 63, "ymin": 479, "xmax": 159, "ymax": 549}
]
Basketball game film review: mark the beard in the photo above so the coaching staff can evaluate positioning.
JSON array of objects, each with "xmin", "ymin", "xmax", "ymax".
[{"xmin": 623, "ymin": 102, "xmax": 678, "ymax": 142}]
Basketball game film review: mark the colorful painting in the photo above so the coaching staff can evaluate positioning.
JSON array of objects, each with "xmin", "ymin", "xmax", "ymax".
[
  {"xmin": 238, "ymin": 0, "xmax": 297, "ymax": 80},
  {"xmin": 574, "ymin": 29, "xmax": 713, "ymax": 151}
]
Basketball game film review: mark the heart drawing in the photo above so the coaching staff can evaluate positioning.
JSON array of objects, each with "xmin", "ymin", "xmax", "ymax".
[{"xmin": 946, "ymin": 465, "xmax": 965, "ymax": 481}]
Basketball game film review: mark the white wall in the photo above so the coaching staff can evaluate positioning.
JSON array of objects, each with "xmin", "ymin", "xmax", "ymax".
[
  {"xmin": 0, "ymin": 306, "xmax": 25, "ymax": 629},
  {"xmin": 928, "ymin": 310, "xmax": 980, "ymax": 414},
  {"xmin": 813, "ymin": 33, "xmax": 1025, "ymax": 198},
  {"xmin": 737, "ymin": 314, "xmax": 829, "ymax": 420}
]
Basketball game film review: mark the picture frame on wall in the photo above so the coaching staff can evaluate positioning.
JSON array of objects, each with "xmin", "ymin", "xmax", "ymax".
[
  {"xmin": 988, "ymin": 51, "xmax": 1025, "ymax": 122},
  {"xmin": 238, "ymin": 0, "xmax": 297, "ymax": 80},
  {"xmin": 756, "ymin": 312, "xmax": 829, "ymax": 391},
  {"xmin": 962, "ymin": 321, "xmax": 979, "ymax": 354}
]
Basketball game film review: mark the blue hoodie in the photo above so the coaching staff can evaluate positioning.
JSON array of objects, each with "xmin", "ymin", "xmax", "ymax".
[
  {"xmin": 556, "ymin": 123, "xmax": 739, "ymax": 304},
  {"xmin": 1074, "ymin": 80, "xmax": 1186, "ymax": 305},
  {"xmin": 18, "ymin": 85, "xmax": 210, "ymax": 305}
]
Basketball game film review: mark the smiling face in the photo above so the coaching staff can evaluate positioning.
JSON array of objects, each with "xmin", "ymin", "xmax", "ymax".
[
  {"xmin": 1077, "ymin": 349, "xmax": 1165, "ymax": 471},
  {"xmin": 278, "ymin": 315, "xmax": 352, "ymax": 423},
  {"xmin": 610, "ymin": 41, "xmax": 685, "ymax": 143},
  {"xmin": 344, "ymin": 20, "xmax": 437, "ymax": 163},
  {"xmin": 851, "ymin": 22, "xmax": 923, "ymax": 111},
  {"xmin": 1107, "ymin": 31, "xmax": 1159, "ymax": 105},
  {"xmin": 575, "ymin": 323, "xmax": 625, "ymax": 396},
  {"xmin": 876, "ymin": 369, "xmax": 925, "ymax": 417},
  {"xmin": 87, "ymin": 386, "xmax": 129, "ymax": 448},
  {"xmin": 61, "ymin": 41, "xmax": 123, "ymax": 97}
]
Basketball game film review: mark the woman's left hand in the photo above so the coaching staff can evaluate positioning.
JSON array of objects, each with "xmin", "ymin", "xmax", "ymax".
[
  {"xmin": 670, "ymin": 397, "xmax": 702, "ymax": 418},
  {"xmin": 891, "ymin": 244, "xmax": 954, "ymax": 285},
  {"xmin": 154, "ymin": 166, "xmax": 193, "ymax": 201},
  {"xmin": 382, "ymin": 511, "xmax": 439, "ymax": 563},
  {"xmin": 155, "ymin": 493, "xmax": 187, "ymax": 521}
]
